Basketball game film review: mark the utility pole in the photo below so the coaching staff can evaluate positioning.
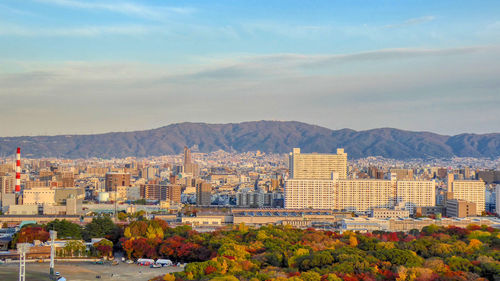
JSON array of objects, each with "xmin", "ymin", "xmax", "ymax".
[
  {"xmin": 17, "ymin": 243, "xmax": 31, "ymax": 281},
  {"xmin": 49, "ymin": 230, "xmax": 57, "ymax": 276},
  {"xmin": 114, "ymin": 188, "xmax": 118, "ymax": 222}
]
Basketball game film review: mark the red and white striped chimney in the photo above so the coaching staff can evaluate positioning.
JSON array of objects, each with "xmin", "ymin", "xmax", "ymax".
[{"xmin": 15, "ymin": 147, "xmax": 21, "ymax": 193}]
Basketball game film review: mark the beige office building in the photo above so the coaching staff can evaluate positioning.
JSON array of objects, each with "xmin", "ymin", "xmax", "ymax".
[
  {"xmin": 449, "ymin": 180, "xmax": 485, "ymax": 215},
  {"xmin": 23, "ymin": 188, "xmax": 56, "ymax": 205},
  {"xmin": 390, "ymin": 169, "xmax": 414, "ymax": 180},
  {"xmin": 396, "ymin": 180, "xmax": 436, "ymax": 214},
  {"xmin": 285, "ymin": 180, "xmax": 336, "ymax": 209},
  {"xmin": 289, "ymin": 148, "xmax": 347, "ymax": 180},
  {"xmin": 446, "ymin": 199, "xmax": 476, "ymax": 218},
  {"xmin": 335, "ymin": 180, "xmax": 394, "ymax": 212}
]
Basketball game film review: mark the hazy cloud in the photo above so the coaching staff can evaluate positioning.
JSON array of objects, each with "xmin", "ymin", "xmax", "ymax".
[
  {"xmin": 384, "ymin": 16, "xmax": 435, "ymax": 28},
  {"xmin": 35, "ymin": 0, "xmax": 194, "ymax": 20},
  {"xmin": 1, "ymin": 46, "xmax": 499, "ymax": 136},
  {"xmin": 0, "ymin": 23, "xmax": 155, "ymax": 37}
]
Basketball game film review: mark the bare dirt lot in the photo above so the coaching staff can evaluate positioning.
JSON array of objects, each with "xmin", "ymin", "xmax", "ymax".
[{"xmin": 0, "ymin": 261, "xmax": 184, "ymax": 281}]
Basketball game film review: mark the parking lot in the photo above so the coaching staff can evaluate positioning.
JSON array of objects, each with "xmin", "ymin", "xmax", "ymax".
[{"xmin": 0, "ymin": 261, "xmax": 184, "ymax": 281}]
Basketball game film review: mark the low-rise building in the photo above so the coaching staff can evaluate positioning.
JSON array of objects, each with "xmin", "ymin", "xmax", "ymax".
[
  {"xmin": 446, "ymin": 199, "xmax": 476, "ymax": 218},
  {"xmin": 371, "ymin": 208, "xmax": 410, "ymax": 219}
]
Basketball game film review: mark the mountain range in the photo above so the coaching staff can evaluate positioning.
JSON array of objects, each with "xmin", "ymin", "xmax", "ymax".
[{"xmin": 0, "ymin": 121, "xmax": 499, "ymax": 159}]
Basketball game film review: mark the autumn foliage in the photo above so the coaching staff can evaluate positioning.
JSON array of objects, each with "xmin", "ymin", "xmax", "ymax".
[{"xmin": 144, "ymin": 223, "xmax": 500, "ymax": 281}]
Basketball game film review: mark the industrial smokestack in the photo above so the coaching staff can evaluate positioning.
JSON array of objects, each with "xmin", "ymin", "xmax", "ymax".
[{"xmin": 15, "ymin": 147, "xmax": 21, "ymax": 193}]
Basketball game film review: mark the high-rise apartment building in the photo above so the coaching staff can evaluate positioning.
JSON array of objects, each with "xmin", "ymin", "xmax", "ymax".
[
  {"xmin": 289, "ymin": 148, "xmax": 347, "ymax": 180},
  {"xmin": 285, "ymin": 179, "xmax": 336, "ymax": 209},
  {"xmin": 336, "ymin": 180, "xmax": 394, "ymax": 212},
  {"xmin": 105, "ymin": 172, "xmax": 130, "ymax": 192},
  {"xmin": 396, "ymin": 180, "xmax": 436, "ymax": 214},
  {"xmin": 183, "ymin": 146, "xmax": 199, "ymax": 176},
  {"xmin": 184, "ymin": 146, "xmax": 192, "ymax": 165},
  {"xmin": 0, "ymin": 175, "xmax": 15, "ymax": 194},
  {"xmin": 140, "ymin": 184, "xmax": 161, "ymax": 200},
  {"xmin": 141, "ymin": 167, "xmax": 158, "ymax": 180},
  {"xmin": 449, "ymin": 179, "xmax": 485, "ymax": 215},
  {"xmin": 196, "ymin": 181, "xmax": 212, "ymax": 206},
  {"xmin": 285, "ymin": 148, "xmax": 437, "ymax": 213},
  {"xmin": 167, "ymin": 184, "xmax": 181, "ymax": 203}
]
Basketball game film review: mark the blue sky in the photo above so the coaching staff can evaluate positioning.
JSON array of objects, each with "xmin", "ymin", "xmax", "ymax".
[{"xmin": 1, "ymin": 0, "xmax": 499, "ymax": 136}]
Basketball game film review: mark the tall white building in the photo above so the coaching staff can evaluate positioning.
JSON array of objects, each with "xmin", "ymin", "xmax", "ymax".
[
  {"xmin": 396, "ymin": 180, "xmax": 436, "ymax": 214},
  {"xmin": 289, "ymin": 148, "xmax": 347, "ymax": 180},
  {"xmin": 285, "ymin": 180, "xmax": 336, "ymax": 209},
  {"xmin": 285, "ymin": 148, "xmax": 437, "ymax": 214},
  {"xmin": 449, "ymin": 180, "xmax": 485, "ymax": 215},
  {"xmin": 336, "ymin": 180, "xmax": 394, "ymax": 212}
]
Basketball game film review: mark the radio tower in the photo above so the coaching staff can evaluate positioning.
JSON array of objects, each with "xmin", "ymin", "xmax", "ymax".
[{"xmin": 15, "ymin": 147, "xmax": 21, "ymax": 193}]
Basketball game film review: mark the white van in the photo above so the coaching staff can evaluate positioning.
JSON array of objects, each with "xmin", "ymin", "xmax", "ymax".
[
  {"xmin": 136, "ymin": 258, "xmax": 155, "ymax": 266},
  {"xmin": 155, "ymin": 259, "xmax": 173, "ymax": 267}
]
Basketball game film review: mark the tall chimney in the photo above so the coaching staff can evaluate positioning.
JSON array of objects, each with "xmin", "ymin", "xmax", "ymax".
[{"xmin": 15, "ymin": 147, "xmax": 21, "ymax": 193}]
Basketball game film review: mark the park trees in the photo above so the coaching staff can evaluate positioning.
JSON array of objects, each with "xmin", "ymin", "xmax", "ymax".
[
  {"xmin": 82, "ymin": 216, "xmax": 120, "ymax": 242},
  {"xmin": 12, "ymin": 225, "xmax": 50, "ymax": 245},
  {"xmin": 93, "ymin": 239, "xmax": 113, "ymax": 258},
  {"xmin": 127, "ymin": 219, "xmax": 499, "ymax": 281},
  {"xmin": 62, "ymin": 240, "xmax": 86, "ymax": 257},
  {"xmin": 45, "ymin": 219, "xmax": 82, "ymax": 239}
]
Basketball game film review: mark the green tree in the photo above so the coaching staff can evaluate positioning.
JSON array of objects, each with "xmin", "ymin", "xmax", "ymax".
[
  {"xmin": 82, "ymin": 216, "xmax": 119, "ymax": 241},
  {"xmin": 301, "ymin": 271, "xmax": 321, "ymax": 281},
  {"xmin": 63, "ymin": 240, "xmax": 86, "ymax": 257},
  {"xmin": 447, "ymin": 256, "xmax": 472, "ymax": 272},
  {"xmin": 45, "ymin": 219, "xmax": 82, "ymax": 239},
  {"xmin": 117, "ymin": 212, "xmax": 128, "ymax": 222},
  {"xmin": 374, "ymin": 248, "xmax": 423, "ymax": 267}
]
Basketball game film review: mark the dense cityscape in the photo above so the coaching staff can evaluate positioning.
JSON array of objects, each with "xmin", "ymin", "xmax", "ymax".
[
  {"xmin": 2, "ymin": 0, "xmax": 500, "ymax": 280},
  {"xmin": 0, "ymin": 146, "xmax": 499, "ymax": 280}
]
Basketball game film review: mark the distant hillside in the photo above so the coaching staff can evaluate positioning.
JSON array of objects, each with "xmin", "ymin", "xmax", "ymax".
[{"xmin": 0, "ymin": 121, "xmax": 499, "ymax": 159}]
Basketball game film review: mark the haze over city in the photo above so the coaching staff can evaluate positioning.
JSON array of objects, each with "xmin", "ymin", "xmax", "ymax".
[{"xmin": 1, "ymin": 0, "xmax": 500, "ymax": 136}]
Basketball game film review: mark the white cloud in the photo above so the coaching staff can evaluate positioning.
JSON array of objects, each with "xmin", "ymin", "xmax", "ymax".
[
  {"xmin": 383, "ymin": 16, "xmax": 436, "ymax": 29},
  {"xmin": 35, "ymin": 0, "xmax": 194, "ymax": 20},
  {"xmin": 0, "ymin": 23, "xmax": 155, "ymax": 37}
]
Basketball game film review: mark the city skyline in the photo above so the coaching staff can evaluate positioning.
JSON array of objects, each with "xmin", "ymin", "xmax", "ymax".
[{"xmin": 1, "ymin": 0, "xmax": 500, "ymax": 136}]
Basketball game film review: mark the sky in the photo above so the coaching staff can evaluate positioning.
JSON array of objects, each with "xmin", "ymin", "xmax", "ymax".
[{"xmin": 1, "ymin": 0, "xmax": 500, "ymax": 136}]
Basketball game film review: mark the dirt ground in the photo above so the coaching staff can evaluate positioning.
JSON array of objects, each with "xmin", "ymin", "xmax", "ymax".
[{"xmin": 0, "ymin": 261, "xmax": 184, "ymax": 281}]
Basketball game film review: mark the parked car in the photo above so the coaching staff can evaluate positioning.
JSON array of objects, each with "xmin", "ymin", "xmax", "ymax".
[
  {"xmin": 155, "ymin": 259, "xmax": 173, "ymax": 267},
  {"xmin": 150, "ymin": 263, "xmax": 161, "ymax": 268},
  {"xmin": 136, "ymin": 258, "xmax": 154, "ymax": 266}
]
